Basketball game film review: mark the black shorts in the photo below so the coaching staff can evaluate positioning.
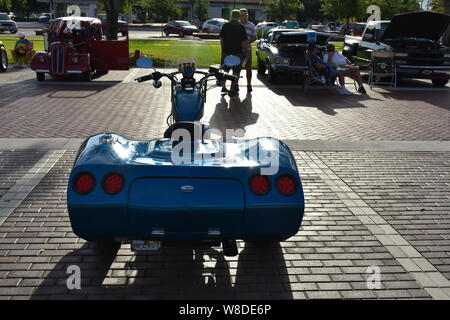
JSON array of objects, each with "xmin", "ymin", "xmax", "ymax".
[{"xmin": 221, "ymin": 53, "xmax": 243, "ymax": 74}]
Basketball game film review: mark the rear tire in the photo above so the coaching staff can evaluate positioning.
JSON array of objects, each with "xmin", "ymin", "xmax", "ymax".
[
  {"xmin": 10, "ymin": 29, "xmax": 17, "ymax": 34},
  {"xmin": 36, "ymin": 72, "xmax": 45, "ymax": 81},
  {"xmin": 202, "ymin": 28, "xmax": 209, "ymax": 34},
  {"xmin": 164, "ymin": 29, "xmax": 169, "ymax": 36},
  {"xmin": 431, "ymin": 79, "xmax": 448, "ymax": 87},
  {"xmin": 257, "ymin": 57, "xmax": 266, "ymax": 74},
  {"xmin": 95, "ymin": 70, "xmax": 108, "ymax": 76},
  {"xmin": 179, "ymin": 31, "xmax": 184, "ymax": 38},
  {"xmin": 0, "ymin": 48, "xmax": 7, "ymax": 72},
  {"xmin": 82, "ymin": 71, "xmax": 92, "ymax": 81}
]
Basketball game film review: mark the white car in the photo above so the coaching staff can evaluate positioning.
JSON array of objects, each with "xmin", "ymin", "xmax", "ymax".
[
  {"xmin": 0, "ymin": 12, "xmax": 17, "ymax": 33},
  {"xmin": 202, "ymin": 18, "xmax": 228, "ymax": 33}
]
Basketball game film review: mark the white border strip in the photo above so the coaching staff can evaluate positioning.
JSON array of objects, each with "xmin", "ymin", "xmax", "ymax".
[{"xmin": 0, "ymin": 150, "xmax": 64, "ymax": 226}]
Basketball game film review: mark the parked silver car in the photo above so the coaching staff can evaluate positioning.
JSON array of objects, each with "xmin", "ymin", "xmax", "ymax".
[
  {"xmin": 0, "ymin": 12, "xmax": 17, "ymax": 34},
  {"xmin": 201, "ymin": 18, "xmax": 228, "ymax": 33},
  {"xmin": 256, "ymin": 21, "xmax": 278, "ymax": 39}
]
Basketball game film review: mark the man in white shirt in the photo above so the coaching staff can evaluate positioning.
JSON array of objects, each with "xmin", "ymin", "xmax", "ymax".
[
  {"xmin": 323, "ymin": 43, "xmax": 366, "ymax": 94},
  {"xmin": 240, "ymin": 8, "xmax": 257, "ymax": 92}
]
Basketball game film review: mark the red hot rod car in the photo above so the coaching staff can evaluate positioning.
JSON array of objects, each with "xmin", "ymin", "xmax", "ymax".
[{"xmin": 31, "ymin": 16, "xmax": 129, "ymax": 81}]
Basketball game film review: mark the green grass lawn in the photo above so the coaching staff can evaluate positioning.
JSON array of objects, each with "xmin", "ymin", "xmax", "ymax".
[{"xmin": 1, "ymin": 35, "xmax": 342, "ymax": 69}]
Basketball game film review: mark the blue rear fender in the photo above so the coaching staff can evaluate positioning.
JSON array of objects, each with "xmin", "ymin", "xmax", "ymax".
[{"xmin": 67, "ymin": 134, "xmax": 305, "ymax": 241}]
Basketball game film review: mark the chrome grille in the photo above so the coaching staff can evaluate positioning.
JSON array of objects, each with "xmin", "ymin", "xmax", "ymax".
[{"xmin": 51, "ymin": 44, "xmax": 64, "ymax": 74}]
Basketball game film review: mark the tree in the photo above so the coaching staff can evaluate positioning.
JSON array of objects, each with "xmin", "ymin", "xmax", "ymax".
[
  {"xmin": 262, "ymin": 0, "xmax": 303, "ymax": 22},
  {"xmin": 102, "ymin": 0, "xmax": 121, "ymax": 39},
  {"xmin": 0, "ymin": 0, "xmax": 11, "ymax": 11},
  {"xmin": 194, "ymin": 0, "xmax": 209, "ymax": 23},
  {"xmin": 430, "ymin": 0, "xmax": 445, "ymax": 12},
  {"xmin": 320, "ymin": 0, "xmax": 362, "ymax": 21},
  {"xmin": 141, "ymin": 0, "xmax": 181, "ymax": 21},
  {"xmin": 302, "ymin": 0, "xmax": 324, "ymax": 23},
  {"xmin": 359, "ymin": 0, "xmax": 421, "ymax": 20}
]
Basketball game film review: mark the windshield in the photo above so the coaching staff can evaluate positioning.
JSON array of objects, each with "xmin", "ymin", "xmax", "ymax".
[
  {"xmin": 0, "ymin": 13, "xmax": 10, "ymax": 20},
  {"xmin": 178, "ymin": 21, "xmax": 192, "ymax": 26}
]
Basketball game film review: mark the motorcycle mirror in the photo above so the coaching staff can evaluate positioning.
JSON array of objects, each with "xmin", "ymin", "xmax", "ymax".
[
  {"xmin": 153, "ymin": 80, "xmax": 162, "ymax": 88},
  {"xmin": 223, "ymin": 55, "xmax": 241, "ymax": 67},
  {"xmin": 136, "ymin": 57, "xmax": 154, "ymax": 69}
]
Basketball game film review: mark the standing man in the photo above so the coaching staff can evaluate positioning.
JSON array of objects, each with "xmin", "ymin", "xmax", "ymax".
[
  {"xmin": 239, "ymin": 8, "xmax": 257, "ymax": 92},
  {"xmin": 219, "ymin": 9, "xmax": 248, "ymax": 96}
]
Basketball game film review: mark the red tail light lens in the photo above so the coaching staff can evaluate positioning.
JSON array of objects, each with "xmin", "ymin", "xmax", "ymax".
[
  {"xmin": 249, "ymin": 174, "xmax": 271, "ymax": 195},
  {"xmin": 73, "ymin": 172, "xmax": 95, "ymax": 194},
  {"xmin": 276, "ymin": 174, "xmax": 297, "ymax": 195},
  {"xmin": 103, "ymin": 172, "xmax": 124, "ymax": 194}
]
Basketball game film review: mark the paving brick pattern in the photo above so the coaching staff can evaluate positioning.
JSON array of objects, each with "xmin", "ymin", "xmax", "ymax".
[
  {"xmin": 0, "ymin": 151, "xmax": 433, "ymax": 299},
  {"xmin": 0, "ymin": 151, "xmax": 47, "ymax": 198},
  {"xmin": 313, "ymin": 152, "xmax": 450, "ymax": 281},
  {"xmin": 0, "ymin": 73, "xmax": 449, "ymax": 141}
]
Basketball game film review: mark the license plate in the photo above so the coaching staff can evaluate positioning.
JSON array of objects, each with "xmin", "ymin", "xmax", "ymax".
[{"xmin": 131, "ymin": 240, "xmax": 161, "ymax": 251}]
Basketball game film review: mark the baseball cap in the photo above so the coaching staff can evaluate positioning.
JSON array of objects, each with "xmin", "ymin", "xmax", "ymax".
[{"xmin": 18, "ymin": 32, "xmax": 25, "ymax": 38}]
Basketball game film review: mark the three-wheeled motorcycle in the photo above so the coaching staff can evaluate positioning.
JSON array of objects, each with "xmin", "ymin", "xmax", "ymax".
[{"xmin": 66, "ymin": 56, "xmax": 305, "ymax": 256}]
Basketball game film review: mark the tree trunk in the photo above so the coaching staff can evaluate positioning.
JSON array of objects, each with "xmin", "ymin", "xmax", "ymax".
[{"xmin": 104, "ymin": 0, "xmax": 120, "ymax": 40}]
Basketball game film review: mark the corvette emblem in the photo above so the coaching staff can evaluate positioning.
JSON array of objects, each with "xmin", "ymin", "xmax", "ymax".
[{"xmin": 181, "ymin": 185, "xmax": 194, "ymax": 193}]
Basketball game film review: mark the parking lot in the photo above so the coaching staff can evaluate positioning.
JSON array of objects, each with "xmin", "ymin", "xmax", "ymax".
[{"xmin": 0, "ymin": 67, "xmax": 449, "ymax": 299}]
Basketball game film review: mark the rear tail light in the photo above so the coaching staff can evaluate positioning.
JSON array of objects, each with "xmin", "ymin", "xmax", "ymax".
[
  {"xmin": 276, "ymin": 174, "xmax": 297, "ymax": 196},
  {"xmin": 103, "ymin": 172, "xmax": 124, "ymax": 194},
  {"xmin": 73, "ymin": 172, "xmax": 95, "ymax": 194},
  {"xmin": 249, "ymin": 174, "xmax": 271, "ymax": 195}
]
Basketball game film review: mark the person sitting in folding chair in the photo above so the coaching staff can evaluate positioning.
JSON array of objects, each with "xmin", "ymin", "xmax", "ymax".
[
  {"xmin": 323, "ymin": 43, "xmax": 366, "ymax": 94},
  {"xmin": 307, "ymin": 44, "xmax": 338, "ymax": 88}
]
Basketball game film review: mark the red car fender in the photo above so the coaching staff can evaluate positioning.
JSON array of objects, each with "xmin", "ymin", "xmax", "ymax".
[{"xmin": 31, "ymin": 51, "xmax": 50, "ymax": 71}]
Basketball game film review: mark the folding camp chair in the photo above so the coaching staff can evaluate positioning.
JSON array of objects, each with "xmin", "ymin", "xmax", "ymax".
[
  {"xmin": 304, "ymin": 55, "xmax": 337, "ymax": 94},
  {"xmin": 368, "ymin": 50, "xmax": 397, "ymax": 89}
]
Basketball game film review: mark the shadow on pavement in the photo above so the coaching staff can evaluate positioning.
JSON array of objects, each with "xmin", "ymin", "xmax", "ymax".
[
  {"xmin": 209, "ymin": 93, "xmax": 259, "ymax": 135},
  {"xmin": 0, "ymin": 79, "xmax": 117, "ymax": 109},
  {"xmin": 32, "ymin": 241, "xmax": 292, "ymax": 300}
]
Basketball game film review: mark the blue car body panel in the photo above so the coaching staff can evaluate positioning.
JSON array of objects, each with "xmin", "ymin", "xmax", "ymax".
[
  {"xmin": 173, "ymin": 90, "xmax": 204, "ymax": 121},
  {"xmin": 67, "ymin": 133, "xmax": 305, "ymax": 242}
]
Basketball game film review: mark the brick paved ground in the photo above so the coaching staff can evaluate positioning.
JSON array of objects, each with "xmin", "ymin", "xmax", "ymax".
[
  {"xmin": 314, "ymin": 152, "xmax": 450, "ymax": 280},
  {"xmin": 0, "ymin": 69, "xmax": 449, "ymax": 299},
  {"xmin": 0, "ymin": 151, "xmax": 435, "ymax": 299},
  {"xmin": 0, "ymin": 151, "xmax": 47, "ymax": 198},
  {"xmin": 0, "ymin": 69, "xmax": 448, "ymax": 140}
]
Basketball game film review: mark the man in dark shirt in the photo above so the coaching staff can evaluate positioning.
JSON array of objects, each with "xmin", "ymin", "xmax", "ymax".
[{"xmin": 219, "ymin": 9, "xmax": 248, "ymax": 96}]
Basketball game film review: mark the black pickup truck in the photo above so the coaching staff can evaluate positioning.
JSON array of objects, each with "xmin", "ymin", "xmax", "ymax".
[{"xmin": 343, "ymin": 11, "xmax": 450, "ymax": 87}]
